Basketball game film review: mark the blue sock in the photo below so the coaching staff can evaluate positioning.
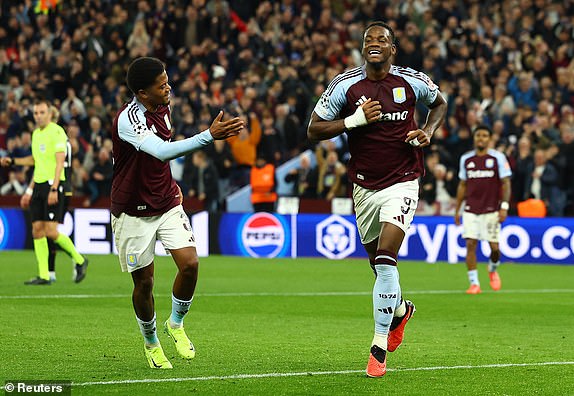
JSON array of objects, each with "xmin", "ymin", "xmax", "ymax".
[
  {"xmin": 170, "ymin": 294, "xmax": 193, "ymax": 328},
  {"xmin": 136, "ymin": 313, "xmax": 159, "ymax": 347},
  {"xmin": 373, "ymin": 250, "xmax": 400, "ymax": 338}
]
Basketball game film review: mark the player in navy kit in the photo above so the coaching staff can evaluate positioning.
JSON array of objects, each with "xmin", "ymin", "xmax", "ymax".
[
  {"xmin": 111, "ymin": 57, "xmax": 243, "ymax": 368},
  {"xmin": 455, "ymin": 125, "xmax": 512, "ymax": 294},
  {"xmin": 307, "ymin": 21, "xmax": 447, "ymax": 377}
]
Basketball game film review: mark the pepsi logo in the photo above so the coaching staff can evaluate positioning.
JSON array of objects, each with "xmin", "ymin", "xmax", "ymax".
[{"xmin": 241, "ymin": 213, "xmax": 285, "ymax": 258}]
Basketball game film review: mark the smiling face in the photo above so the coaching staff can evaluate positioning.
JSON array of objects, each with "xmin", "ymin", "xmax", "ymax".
[
  {"xmin": 139, "ymin": 70, "xmax": 171, "ymax": 109},
  {"xmin": 362, "ymin": 24, "xmax": 396, "ymax": 69}
]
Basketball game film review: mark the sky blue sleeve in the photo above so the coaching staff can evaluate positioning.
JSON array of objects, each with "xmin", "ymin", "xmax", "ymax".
[
  {"xmin": 313, "ymin": 75, "xmax": 349, "ymax": 121},
  {"xmin": 399, "ymin": 68, "xmax": 439, "ymax": 106},
  {"xmin": 139, "ymin": 131, "xmax": 214, "ymax": 162},
  {"xmin": 117, "ymin": 108, "xmax": 155, "ymax": 150},
  {"xmin": 458, "ymin": 154, "xmax": 468, "ymax": 181},
  {"xmin": 117, "ymin": 109, "xmax": 214, "ymax": 162},
  {"xmin": 496, "ymin": 151, "xmax": 512, "ymax": 178}
]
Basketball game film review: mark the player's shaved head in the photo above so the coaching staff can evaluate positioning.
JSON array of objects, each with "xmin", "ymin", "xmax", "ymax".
[{"xmin": 126, "ymin": 57, "xmax": 165, "ymax": 94}]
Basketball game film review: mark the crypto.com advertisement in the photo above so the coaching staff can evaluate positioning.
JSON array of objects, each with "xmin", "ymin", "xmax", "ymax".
[{"xmin": 216, "ymin": 212, "xmax": 574, "ymax": 265}]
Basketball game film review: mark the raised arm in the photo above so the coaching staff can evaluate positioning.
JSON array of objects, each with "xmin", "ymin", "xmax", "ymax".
[{"xmin": 137, "ymin": 111, "xmax": 244, "ymax": 162}]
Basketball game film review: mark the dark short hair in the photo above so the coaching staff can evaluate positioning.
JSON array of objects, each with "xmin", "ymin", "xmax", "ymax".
[
  {"xmin": 364, "ymin": 21, "xmax": 396, "ymax": 45},
  {"xmin": 126, "ymin": 57, "xmax": 165, "ymax": 94},
  {"xmin": 473, "ymin": 124, "xmax": 493, "ymax": 136}
]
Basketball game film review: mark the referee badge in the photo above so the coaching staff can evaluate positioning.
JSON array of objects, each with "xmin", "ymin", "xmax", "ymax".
[{"xmin": 393, "ymin": 87, "xmax": 406, "ymax": 103}]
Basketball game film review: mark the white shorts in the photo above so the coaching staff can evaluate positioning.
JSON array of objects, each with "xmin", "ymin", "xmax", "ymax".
[
  {"xmin": 353, "ymin": 180, "xmax": 419, "ymax": 245},
  {"xmin": 462, "ymin": 211, "xmax": 500, "ymax": 242},
  {"xmin": 111, "ymin": 205, "xmax": 196, "ymax": 272}
]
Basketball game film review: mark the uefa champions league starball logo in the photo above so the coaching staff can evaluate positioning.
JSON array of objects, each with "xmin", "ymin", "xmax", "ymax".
[{"xmin": 240, "ymin": 213, "xmax": 286, "ymax": 258}]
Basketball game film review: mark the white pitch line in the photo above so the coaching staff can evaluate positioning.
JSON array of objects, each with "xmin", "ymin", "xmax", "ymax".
[
  {"xmin": 64, "ymin": 361, "xmax": 573, "ymax": 387},
  {"xmin": 0, "ymin": 289, "xmax": 573, "ymax": 300},
  {"xmin": 1, "ymin": 361, "xmax": 572, "ymax": 391}
]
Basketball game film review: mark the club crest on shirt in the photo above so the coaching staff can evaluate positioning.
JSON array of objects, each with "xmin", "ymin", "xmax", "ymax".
[
  {"xmin": 485, "ymin": 158, "xmax": 494, "ymax": 168},
  {"xmin": 392, "ymin": 87, "xmax": 406, "ymax": 103}
]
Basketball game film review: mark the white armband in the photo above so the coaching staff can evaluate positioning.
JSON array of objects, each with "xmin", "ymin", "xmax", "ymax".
[
  {"xmin": 344, "ymin": 106, "xmax": 368, "ymax": 129},
  {"xmin": 500, "ymin": 202, "xmax": 509, "ymax": 210},
  {"xmin": 25, "ymin": 187, "xmax": 33, "ymax": 195}
]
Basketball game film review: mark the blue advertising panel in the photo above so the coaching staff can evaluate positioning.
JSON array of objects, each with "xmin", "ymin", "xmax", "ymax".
[
  {"xmin": 0, "ymin": 209, "xmax": 27, "ymax": 250},
  {"xmin": 216, "ymin": 213, "xmax": 574, "ymax": 264},
  {"xmin": 401, "ymin": 216, "xmax": 574, "ymax": 265},
  {"xmin": 218, "ymin": 212, "xmax": 292, "ymax": 258},
  {"xmin": 297, "ymin": 214, "xmax": 364, "ymax": 259}
]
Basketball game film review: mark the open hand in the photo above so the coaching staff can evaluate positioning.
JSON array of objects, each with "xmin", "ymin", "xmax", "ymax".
[{"xmin": 209, "ymin": 111, "xmax": 244, "ymax": 140}]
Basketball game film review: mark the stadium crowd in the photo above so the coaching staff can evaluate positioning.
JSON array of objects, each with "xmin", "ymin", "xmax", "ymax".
[{"xmin": 0, "ymin": 0, "xmax": 573, "ymax": 216}]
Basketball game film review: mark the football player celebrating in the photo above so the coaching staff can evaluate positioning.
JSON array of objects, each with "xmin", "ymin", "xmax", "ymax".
[
  {"xmin": 308, "ymin": 21, "xmax": 447, "ymax": 377},
  {"xmin": 111, "ymin": 57, "xmax": 243, "ymax": 368}
]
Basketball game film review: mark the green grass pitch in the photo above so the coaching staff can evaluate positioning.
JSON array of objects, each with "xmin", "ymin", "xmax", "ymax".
[{"xmin": 0, "ymin": 251, "xmax": 573, "ymax": 395}]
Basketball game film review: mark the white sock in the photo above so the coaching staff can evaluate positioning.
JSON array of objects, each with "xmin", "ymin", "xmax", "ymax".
[
  {"xmin": 136, "ymin": 313, "xmax": 159, "ymax": 347},
  {"xmin": 372, "ymin": 333, "xmax": 387, "ymax": 350},
  {"xmin": 394, "ymin": 300, "xmax": 406, "ymax": 318},
  {"xmin": 467, "ymin": 269, "xmax": 479, "ymax": 286}
]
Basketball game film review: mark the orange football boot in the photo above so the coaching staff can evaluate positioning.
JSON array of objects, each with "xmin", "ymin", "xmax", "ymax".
[
  {"xmin": 489, "ymin": 271, "xmax": 501, "ymax": 291},
  {"xmin": 366, "ymin": 345, "xmax": 387, "ymax": 378},
  {"xmin": 387, "ymin": 300, "xmax": 416, "ymax": 352},
  {"xmin": 466, "ymin": 284, "xmax": 482, "ymax": 294}
]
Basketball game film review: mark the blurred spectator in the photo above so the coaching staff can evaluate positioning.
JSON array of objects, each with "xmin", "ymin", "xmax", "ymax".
[
  {"xmin": 250, "ymin": 155, "xmax": 277, "ymax": 212},
  {"xmin": 432, "ymin": 163, "xmax": 457, "ymax": 215},
  {"xmin": 85, "ymin": 116, "xmax": 107, "ymax": 150},
  {"xmin": 511, "ymin": 136, "xmax": 534, "ymax": 206},
  {"xmin": 185, "ymin": 150, "xmax": 220, "ymax": 212},
  {"xmin": 258, "ymin": 109, "xmax": 282, "ymax": 164},
  {"xmin": 60, "ymin": 88, "xmax": 87, "ymax": 125},
  {"xmin": 523, "ymin": 148, "xmax": 566, "ymax": 216},
  {"xmin": 204, "ymin": 138, "xmax": 235, "ymax": 201},
  {"xmin": 85, "ymin": 148, "xmax": 113, "ymax": 206},
  {"xmin": 419, "ymin": 152, "xmax": 440, "ymax": 213},
  {"xmin": 0, "ymin": 168, "xmax": 27, "ymax": 195},
  {"xmin": 315, "ymin": 144, "xmax": 346, "ymax": 201},
  {"xmin": 559, "ymin": 123, "xmax": 574, "ymax": 215},
  {"xmin": 507, "ymin": 72, "xmax": 539, "ymax": 111},
  {"xmin": 227, "ymin": 112, "xmax": 261, "ymax": 189},
  {"xmin": 71, "ymin": 157, "xmax": 89, "ymax": 197},
  {"xmin": 284, "ymin": 152, "xmax": 318, "ymax": 198}
]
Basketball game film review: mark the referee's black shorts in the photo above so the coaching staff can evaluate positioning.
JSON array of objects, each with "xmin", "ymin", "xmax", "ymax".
[{"xmin": 30, "ymin": 182, "xmax": 65, "ymax": 223}]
